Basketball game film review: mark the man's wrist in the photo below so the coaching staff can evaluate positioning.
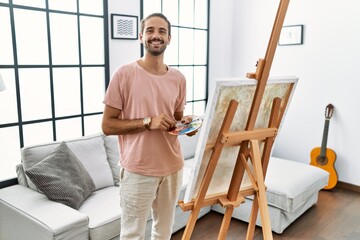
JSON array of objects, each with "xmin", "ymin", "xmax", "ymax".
[{"xmin": 143, "ymin": 117, "xmax": 152, "ymax": 130}]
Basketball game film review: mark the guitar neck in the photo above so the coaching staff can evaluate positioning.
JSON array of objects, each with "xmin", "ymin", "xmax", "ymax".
[{"xmin": 320, "ymin": 119, "xmax": 330, "ymax": 157}]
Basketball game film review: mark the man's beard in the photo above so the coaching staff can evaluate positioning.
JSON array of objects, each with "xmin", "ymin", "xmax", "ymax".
[{"xmin": 144, "ymin": 39, "xmax": 167, "ymax": 56}]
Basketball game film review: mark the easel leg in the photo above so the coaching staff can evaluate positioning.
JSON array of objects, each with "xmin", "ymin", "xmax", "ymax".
[
  {"xmin": 218, "ymin": 207, "xmax": 234, "ymax": 240},
  {"xmin": 246, "ymin": 197, "xmax": 259, "ymax": 240},
  {"xmin": 181, "ymin": 207, "xmax": 201, "ymax": 240},
  {"xmin": 250, "ymin": 140, "xmax": 273, "ymax": 239}
]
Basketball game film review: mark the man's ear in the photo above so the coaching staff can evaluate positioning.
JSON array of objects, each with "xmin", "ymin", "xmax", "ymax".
[
  {"xmin": 139, "ymin": 33, "xmax": 144, "ymax": 43},
  {"xmin": 167, "ymin": 35, "xmax": 171, "ymax": 45}
]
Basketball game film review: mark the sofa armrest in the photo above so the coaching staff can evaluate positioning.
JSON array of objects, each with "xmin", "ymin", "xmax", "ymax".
[{"xmin": 0, "ymin": 185, "xmax": 89, "ymax": 240}]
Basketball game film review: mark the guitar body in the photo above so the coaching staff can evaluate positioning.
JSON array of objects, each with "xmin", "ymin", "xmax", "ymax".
[{"xmin": 310, "ymin": 147, "xmax": 338, "ymax": 189}]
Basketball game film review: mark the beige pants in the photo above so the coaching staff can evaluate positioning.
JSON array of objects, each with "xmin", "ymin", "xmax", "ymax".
[{"xmin": 119, "ymin": 168, "xmax": 183, "ymax": 240}]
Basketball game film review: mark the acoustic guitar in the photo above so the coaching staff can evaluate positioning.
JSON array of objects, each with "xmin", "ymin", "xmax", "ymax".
[{"xmin": 310, "ymin": 104, "xmax": 338, "ymax": 189}]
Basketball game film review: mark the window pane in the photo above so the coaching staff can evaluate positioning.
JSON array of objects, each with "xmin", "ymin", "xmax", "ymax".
[
  {"xmin": 179, "ymin": 0, "xmax": 194, "ymax": 27},
  {"xmin": 164, "ymin": 26, "xmax": 178, "ymax": 65},
  {"xmin": 13, "ymin": 0, "xmax": 45, "ymax": 8},
  {"xmin": 80, "ymin": 16, "xmax": 104, "ymax": 64},
  {"xmin": 179, "ymin": 28, "xmax": 194, "ymax": 65},
  {"xmin": 19, "ymin": 68, "xmax": 52, "ymax": 121},
  {"xmin": 0, "ymin": 69, "xmax": 18, "ymax": 124},
  {"xmin": 184, "ymin": 102, "xmax": 193, "ymax": 116},
  {"xmin": 178, "ymin": 66, "xmax": 194, "ymax": 103},
  {"xmin": 194, "ymin": 30, "xmax": 207, "ymax": 64},
  {"xmin": 194, "ymin": 66, "xmax": 206, "ymax": 100},
  {"xmin": 0, "ymin": 0, "xmax": 108, "ymax": 184},
  {"xmin": 82, "ymin": 67, "xmax": 105, "ymax": 113},
  {"xmin": 48, "ymin": 0, "xmax": 77, "ymax": 13},
  {"xmin": 194, "ymin": 0, "xmax": 208, "ymax": 29},
  {"xmin": 184, "ymin": 101, "xmax": 205, "ymax": 117},
  {"xmin": 143, "ymin": 0, "xmax": 161, "ymax": 17},
  {"xmin": 84, "ymin": 114, "xmax": 102, "ymax": 136},
  {"xmin": 0, "ymin": 127, "xmax": 21, "ymax": 181},
  {"xmin": 193, "ymin": 101, "xmax": 205, "ymax": 116},
  {"xmin": 163, "ymin": 0, "xmax": 178, "ymax": 25},
  {"xmin": 14, "ymin": 9, "xmax": 49, "ymax": 65},
  {"xmin": 53, "ymin": 67, "xmax": 81, "ymax": 117},
  {"xmin": 50, "ymin": 13, "xmax": 79, "ymax": 65},
  {"xmin": 79, "ymin": 0, "xmax": 103, "ymax": 15},
  {"xmin": 55, "ymin": 118, "xmax": 82, "ymax": 141},
  {"xmin": 23, "ymin": 122, "xmax": 53, "ymax": 146},
  {"xmin": 0, "ymin": 7, "xmax": 14, "ymax": 65}
]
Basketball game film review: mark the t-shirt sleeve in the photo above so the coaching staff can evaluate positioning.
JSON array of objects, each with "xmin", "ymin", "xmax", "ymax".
[{"xmin": 103, "ymin": 68, "xmax": 124, "ymax": 110}]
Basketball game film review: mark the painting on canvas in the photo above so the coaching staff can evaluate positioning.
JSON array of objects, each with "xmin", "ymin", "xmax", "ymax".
[{"xmin": 183, "ymin": 76, "xmax": 298, "ymax": 203}]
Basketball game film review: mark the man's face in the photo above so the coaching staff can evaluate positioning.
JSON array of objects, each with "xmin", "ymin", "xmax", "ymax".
[{"xmin": 140, "ymin": 17, "xmax": 171, "ymax": 56}]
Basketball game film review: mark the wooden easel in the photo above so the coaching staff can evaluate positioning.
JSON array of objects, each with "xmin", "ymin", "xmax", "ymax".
[{"xmin": 178, "ymin": 0, "xmax": 291, "ymax": 239}]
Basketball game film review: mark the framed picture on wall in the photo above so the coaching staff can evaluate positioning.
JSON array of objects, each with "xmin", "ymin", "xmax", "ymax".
[
  {"xmin": 111, "ymin": 14, "xmax": 138, "ymax": 40},
  {"xmin": 278, "ymin": 25, "xmax": 303, "ymax": 46}
]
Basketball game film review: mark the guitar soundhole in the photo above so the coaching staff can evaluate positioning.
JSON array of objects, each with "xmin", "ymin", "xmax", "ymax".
[{"xmin": 316, "ymin": 155, "xmax": 328, "ymax": 166}]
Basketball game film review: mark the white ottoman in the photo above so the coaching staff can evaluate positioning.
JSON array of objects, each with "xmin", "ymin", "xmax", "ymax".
[{"xmin": 211, "ymin": 156, "xmax": 329, "ymax": 233}]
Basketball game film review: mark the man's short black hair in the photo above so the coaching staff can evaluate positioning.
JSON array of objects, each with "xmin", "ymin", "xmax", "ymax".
[{"xmin": 140, "ymin": 13, "xmax": 171, "ymax": 36}]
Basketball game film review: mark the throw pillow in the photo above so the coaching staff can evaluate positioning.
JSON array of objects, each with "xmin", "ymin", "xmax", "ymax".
[{"xmin": 25, "ymin": 141, "xmax": 95, "ymax": 209}]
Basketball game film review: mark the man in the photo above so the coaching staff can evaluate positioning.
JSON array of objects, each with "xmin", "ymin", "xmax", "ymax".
[{"xmin": 102, "ymin": 13, "xmax": 193, "ymax": 239}]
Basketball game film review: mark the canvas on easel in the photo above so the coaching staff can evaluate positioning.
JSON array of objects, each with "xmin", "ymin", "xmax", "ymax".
[
  {"xmin": 178, "ymin": 0, "xmax": 293, "ymax": 239},
  {"xmin": 179, "ymin": 76, "xmax": 297, "ymax": 240},
  {"xmin": 184, "ymin": 76, "xmax": 298, "ymax": 203}
]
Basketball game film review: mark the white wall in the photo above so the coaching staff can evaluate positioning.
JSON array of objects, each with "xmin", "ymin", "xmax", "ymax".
[
  {"xmin": 107, "ymin": 0, "xmax": 360, "ymax": 187},
  {"xmin": 228, "ymin": 0, "xmax": 360, "ymax": 186},
  {"xmin": 108, "ymin": 0, "xmax": 141, "ymax": 74},
  {"xmin": 208, "ymin": 0, "xmax": 235, "ymax": 92}
]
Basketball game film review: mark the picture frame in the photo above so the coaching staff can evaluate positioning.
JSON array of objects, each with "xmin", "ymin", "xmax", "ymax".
[
  {"xmin": 278, "ymin": 25, "xmax": 303, "ymax": 46},
  {"xmin": 111, "ymin": 14, "xmax": 138, "ymax": 40}
]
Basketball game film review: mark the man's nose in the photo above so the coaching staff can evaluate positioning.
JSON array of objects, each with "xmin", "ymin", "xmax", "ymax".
[{"xmin": 152, "ymin": 32, "xmax": 160, "ymax": 38}]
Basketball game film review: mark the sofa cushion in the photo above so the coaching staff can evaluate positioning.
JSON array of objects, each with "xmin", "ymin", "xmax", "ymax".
[
  {"xmin": 0, "ymin": 185, "xmax": 89, "ymax": 240},
  {"xmin": 252, "ymin": 156, "xmax": 329, "ymax": 212},
  {"xmin": 21, "ymin": 133, "xmax": 114, "ymax": 191},
  {"xmin": 25, "ymin": 142, "xmax": 95, "ymax": 209},
  {"xmin": 79, "ymin": 186, "xmax": 121, "ymax": 240}
]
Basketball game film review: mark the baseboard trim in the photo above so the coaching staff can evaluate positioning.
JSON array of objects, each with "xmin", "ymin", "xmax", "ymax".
[{"xmin": 336, "ymin": 181, "xmax": 360, "ymax": 193}]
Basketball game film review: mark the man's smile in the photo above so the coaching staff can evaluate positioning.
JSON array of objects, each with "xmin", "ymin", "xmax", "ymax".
[{"xmin": 149, "ymin": 39, "xmax": 164, "ymax": 46}]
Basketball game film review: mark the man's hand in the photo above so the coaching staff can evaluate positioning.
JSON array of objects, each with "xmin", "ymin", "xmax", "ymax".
[
  {"xmin": 181, "ymin": 115, "xmax": 193, "ymax": 124},
  {"xmin": 151, "ymin": 113, "xmax": 176, "ymax": 131}
]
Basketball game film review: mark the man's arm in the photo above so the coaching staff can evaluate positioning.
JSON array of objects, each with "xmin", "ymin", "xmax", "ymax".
[
  {"xmin": 174, "ymin": 111, "xmax": 184, "ymax": 122},
  {"xmin": 102, "ymin": 105, "xmax": 177, "ymax": 136},
  {"xmin": 102, "ymin": 105, "xmax": 146, "ymax": 136}
]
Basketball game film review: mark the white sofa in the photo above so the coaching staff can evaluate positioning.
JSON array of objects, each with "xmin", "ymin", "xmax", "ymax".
[
  {"xmin": 0, "ymin": 132, "xmax": 329, "ymax": 239},
  {"xmin": 212, "ymin": 156, "xmax": 329, "ymax": 233},
  {"xmin": 0, "ymin": 133, "xmax": 210, "ymax": 240}
]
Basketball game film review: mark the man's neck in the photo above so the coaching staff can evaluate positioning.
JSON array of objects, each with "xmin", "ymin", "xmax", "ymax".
[{"xmin": 138, "ymin": 54, "xmax": 168, "ymax": 76}]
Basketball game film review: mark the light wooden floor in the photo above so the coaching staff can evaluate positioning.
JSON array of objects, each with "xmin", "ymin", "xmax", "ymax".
[{"xmin": 171, "ymin": 188, "xmax": 360, "ymax": 240}]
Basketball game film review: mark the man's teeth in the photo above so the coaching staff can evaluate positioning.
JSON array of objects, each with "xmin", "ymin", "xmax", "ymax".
[{"xmin": 151, "ymin": 41, "xmax": 162, "ymax": 45}]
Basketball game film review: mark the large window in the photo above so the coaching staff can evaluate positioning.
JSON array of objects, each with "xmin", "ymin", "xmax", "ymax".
[
  {"xmin": 141, "ymin": 0, "xmax": 209, "ymax": 117},
  {"xmin": 0, "ymin": 0, "xmax": 109, "ymax": 182}
]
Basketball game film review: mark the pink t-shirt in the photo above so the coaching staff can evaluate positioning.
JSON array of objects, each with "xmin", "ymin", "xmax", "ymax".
[{"xmin": 103, "ymin": 61, "xmax": 186, "ymax": 176}]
